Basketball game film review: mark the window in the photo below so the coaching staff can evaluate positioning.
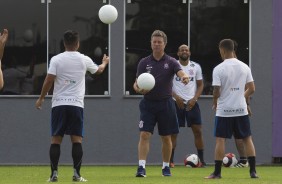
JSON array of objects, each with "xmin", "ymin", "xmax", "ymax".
[
  {"xmin": 0, "ymin": 0, "xmax": 109, "ymax": 96},
  {"xmin": 190, "ymin": 0, "xmax": 249, "ymax": 95},
  {"xmin": 125, "ymin": 0, "xmax": 249, "ymax": 96},
  {"xmin": 0, "ymin": 0, "xmax": 47, "ymax": 95},
  {"xmin": 125, "ymin": 0, "xmax": 188, "ymax": 95},
  {"xmin": 49, "ymin": 0, "xmax": 109, "ymax": 95}
]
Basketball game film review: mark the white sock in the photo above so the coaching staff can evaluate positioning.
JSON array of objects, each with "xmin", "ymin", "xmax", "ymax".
[
  {"xmin": 162, "ymin": 162, "xmax": 169, "ymax": 169},
  {"xmin": 139, "ymin": 160, "xmax": 146, "ymax": 168}
]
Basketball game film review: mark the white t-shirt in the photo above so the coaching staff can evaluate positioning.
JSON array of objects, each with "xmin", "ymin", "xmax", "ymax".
[
  {"xmin": 172, "ymin": 60, "xmax": 203, "ymax": 103},
  {"xmin": 48, "ymin": 51, "xmax": 98, "ymax": 108},
  {"xmin": 212, "ymin": 58, "xmax": 254, "ymax": 117}
]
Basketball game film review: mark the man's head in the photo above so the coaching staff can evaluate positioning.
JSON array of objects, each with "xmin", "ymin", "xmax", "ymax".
[
  {"xmin": 63, "ymin": 30, "xmax": 79, "ymax": 51},
  {"xmin": 219, "ymin": 39, "xmax": 235, "ymax": 60},
  {"xmin": 177, "ymin": 44, "xmax": 191, "ymax": 61},
  {"xmin": 151, "ymin": 30, "xmax": 167, "ymax": 54}
]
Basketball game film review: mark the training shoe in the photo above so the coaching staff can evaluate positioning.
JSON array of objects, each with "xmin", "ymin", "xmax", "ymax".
[
  {"xmin": 136, "ymin": 166, "xmax": 146, "ymax": 177},
  {"xmin": 162, "ymin": 166, "xmax": 171, "ymax": 176},
  {"xmin": 198, "ymin": 161, "xmax": 207, "ymax": 168},
  {"xmin": 47, "ymin": 170, "xmax": 58, "ymax": 182},
  {"xmin": 250, "ymin": 172, "xmax": 259, "ymax": 178},
  {"xmin": 204, "ymin": 173, "xmax": 222, "ymax": 179},
  {"xmin": 72, "ymin": 176, "xmax": 88, "ymax": 182},
  {"xmin": 234, "ymin": 161, "xmax": 249, "ymax": 168},
  {"xmin": 169, "ymin": 162, "xmax": 175, "ymax": 168}
]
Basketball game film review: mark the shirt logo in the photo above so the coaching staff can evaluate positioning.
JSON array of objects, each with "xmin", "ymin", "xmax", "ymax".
[
  {"xmin": 146, "ymin": 65, "xmax": 153, "ymax": 73},
  {"xmin": 230, "ymin": 87, "xmax": 240, "ymax": 91},
  {"xmin": 175, "ymin": 76, "xmax": 181, "ymax": 81},
  {"xmin": 164, "ymin": 63, "xmax": 169, "ymax": 69},
  {"xmin": 188, "ymin": 69, "xmax": 194, "ymax": 76},
  {"xmin": 64, "ymin": 80, "xmax": 76, "ymax": 85}
]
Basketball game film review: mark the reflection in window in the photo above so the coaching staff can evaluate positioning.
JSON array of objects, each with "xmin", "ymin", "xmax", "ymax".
[
  {"xmin": 125, "ymin": 0, "xmax": 188, "ymax": 95},
  {"xmin": 0, "ymin": 0, "xmax": 47, "ymax": 95},
  {"xmin": 190, "ymin": 0, "xmax": 249, "ymax": 95},
  {"xmin": 49, "ymin": 0, "xmax": 109, "ymax": 95}
]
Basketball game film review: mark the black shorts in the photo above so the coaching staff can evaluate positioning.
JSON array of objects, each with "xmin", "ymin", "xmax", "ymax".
[
  {"xmin": 214, "ymin": 115, "xmax": 251, "ymax": 139},
  {"xmin": 51, "ymin": 105, "xmax": 84, "ymax": 137},
  {"xmin": 175, "ymin": 102, "xmax": 202, "ymax": 127},
  {"xmin": 138, "ymin": 97, "xmax": 179, "ymax": 136}
]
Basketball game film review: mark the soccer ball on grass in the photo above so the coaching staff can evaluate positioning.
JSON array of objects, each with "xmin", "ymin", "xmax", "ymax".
[
  {"xmin": 222, "ymin": 153, "xmax": 238, "ymax": 167},
  {"xmin": 184, "ymin": 154, "xmax": 201, "ymax": 168}
]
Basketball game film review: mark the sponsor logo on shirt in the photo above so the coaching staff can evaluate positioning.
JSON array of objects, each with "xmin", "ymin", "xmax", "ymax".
[
  {"xmin": 146, "ymin": 65, "xmax": 153, "ymax": 73},
  {"xmin": 64, "ymin": 80, "xmax": 76, "ymax": 85},
  {"xmin": 230, "ymin": 87, "xmax": 240, "ymax": 91},
  {"xmin": 223, "ymin": 108, "xmax": 244, "ymax": 113},
  {"xmin": 175, "ymin": 76, "xmax": 181, "ymax": 81},
  {"xmin": 54, "ymin": 98, "xmax": 79, "ymax": 103}
]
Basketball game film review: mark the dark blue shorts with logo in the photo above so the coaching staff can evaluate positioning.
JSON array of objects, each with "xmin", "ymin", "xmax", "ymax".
[{"xmin": 138, "ymin": 97, "xmax": 179, "ymax": 136}]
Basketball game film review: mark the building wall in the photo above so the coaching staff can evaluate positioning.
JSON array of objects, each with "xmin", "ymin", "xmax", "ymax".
[{"xmin": 0, "ymin": 0, "xmax": 273, "ymax": 165}]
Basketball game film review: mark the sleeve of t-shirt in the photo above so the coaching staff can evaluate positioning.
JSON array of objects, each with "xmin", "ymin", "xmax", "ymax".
[
  {"xmin": 48, "ymin": 57, "xmax": 57, "ymax": 75},
  {"xmin": 85, "ymin": 55, "xmax": 98, "ymax": 74},
  {"xmin": 136, "ymin": 58, "xmax": 146, "ymax": 78},
  {"xmin": 212, "ymin": 67, "xmax": 221, "ymax": 86},
  {"xmin": 196, "ymin": 64, "xmax": 203, "ymax": 80},
  {"xmin": 246, "ymin": 67, "xmax": 254, "ymax": 83}
]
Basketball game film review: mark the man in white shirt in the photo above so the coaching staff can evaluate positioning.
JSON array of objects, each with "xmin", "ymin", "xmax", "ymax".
[
  {"xmin": 35, "ymin": 30, "xmax": 109, "ymax": 182},
  {"xmin": 170, "ymin": 45, "xmax": 206, "ymax": 167},
  {"xmin": 0, "ymin": 29, "xmax": 8, "ymax": 90},
  {"xmin": 205, "ymin": 39, "xmax": 258, "ymax": 179}
]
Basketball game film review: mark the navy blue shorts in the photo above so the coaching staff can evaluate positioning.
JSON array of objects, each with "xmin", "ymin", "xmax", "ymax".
[
  {"xmin": 214, "ymin": 115, "xmax": 251, "ymax": 139},
  {"xmin": 51, "ymin": 105, "xmax": 84, "ymax": 137},
  {"xmin": 138, "ymin": 97, "xmax": 179, "ymax": 136},
  {"xmin": 175, "ymin": 102, "xmax": 202, "ymax": 127}
]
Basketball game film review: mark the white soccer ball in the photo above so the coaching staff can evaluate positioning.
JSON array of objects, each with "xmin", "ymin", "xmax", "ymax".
[
  {"xmin": 222, "ymin": 153, "xmax": 238, "ymax": 167},
  {"xmin": 184, "ymin": 154, "xmax": 200, "ymax": 168},
  {"xmin": 98, "ymin": 5, "xmax": 118, "ymax": 24},
  {"xmin": 137, "ymin": 73, "xmax": 155, "ymax": 91}
]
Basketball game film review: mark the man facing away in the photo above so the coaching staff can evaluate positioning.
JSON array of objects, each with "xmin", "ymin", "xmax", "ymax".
[
  {"xmin": 170, "ymin": 44, "xmax": 206, "ymax": 167},
  {"xmin": 133, "ymin": 30, "xmax": 189, "ymax": 177},
  {"xmin": 205, "ymin": 39, "xmax": 258, "ymax": 179},
  {"xmin": 35, "ymin": 30, "xmax": 109, "ymax": 182}
]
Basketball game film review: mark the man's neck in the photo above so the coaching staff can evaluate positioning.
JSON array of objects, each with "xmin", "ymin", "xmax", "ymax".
[
  {"xmin": 179, "ymin": 59, "xmax": 189, "ymax": 66},
  {"xmin": 153, "ymin": 52, "xmax": 165, "ymax": 61},
  {"xmin": 223, "ymin": 53, "xmax": 235, "ymax": 60}
]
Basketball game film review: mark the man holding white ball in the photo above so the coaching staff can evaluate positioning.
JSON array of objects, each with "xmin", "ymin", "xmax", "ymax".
[{"xmin": 133, "ymin": 30, "xmax": 189, "ymax": 177}]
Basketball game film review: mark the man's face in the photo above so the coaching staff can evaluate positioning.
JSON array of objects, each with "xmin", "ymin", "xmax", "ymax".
[
  {"xmin": 177, "ymin": 46, "xmax": 191, "ymax": 61},
  {"xmin": 151, "ymin": 36, "xmax": 166, "ymax": 53}
]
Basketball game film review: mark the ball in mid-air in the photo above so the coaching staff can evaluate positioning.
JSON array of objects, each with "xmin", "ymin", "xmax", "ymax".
[
  {"xmin": 98, "ymin": 5, "xmax": 118, "ymax": 24},
  {"xmin": 137, "ymin": 73, "xmax": 155, "ymax": 91},
  {"xmin": 222, "ymin": 153, "xmax": 238, "ymax": 167},
  {"xmin": 184, "ymin": 154, "xmax": 200, "ymax": 168}
]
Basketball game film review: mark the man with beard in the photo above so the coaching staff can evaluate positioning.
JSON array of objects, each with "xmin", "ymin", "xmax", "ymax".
[{"xmin": 170, "ymin": 44, "xmax": 206, "ymax": 167}]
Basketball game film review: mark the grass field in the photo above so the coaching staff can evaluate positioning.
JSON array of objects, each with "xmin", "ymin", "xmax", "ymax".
[{"xmin": 1, "ymin": 165, "xmax": 281, "ymax": 184}]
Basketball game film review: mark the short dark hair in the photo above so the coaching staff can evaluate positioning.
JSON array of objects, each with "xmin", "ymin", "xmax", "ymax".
[
  {"xmin": 232, "ymin": 39, "xmax": 238, "ymax": 52},
  {"xmin": 63, "ymin": 30, "xmax": 79, "ymax": 47},
  {"xmin": 151, "ymin": 30, "xmax": 167, "ymax": 44},
  {"xmin": 219, "ymin": 39, "xmax": 234, "ymax": 52}
]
